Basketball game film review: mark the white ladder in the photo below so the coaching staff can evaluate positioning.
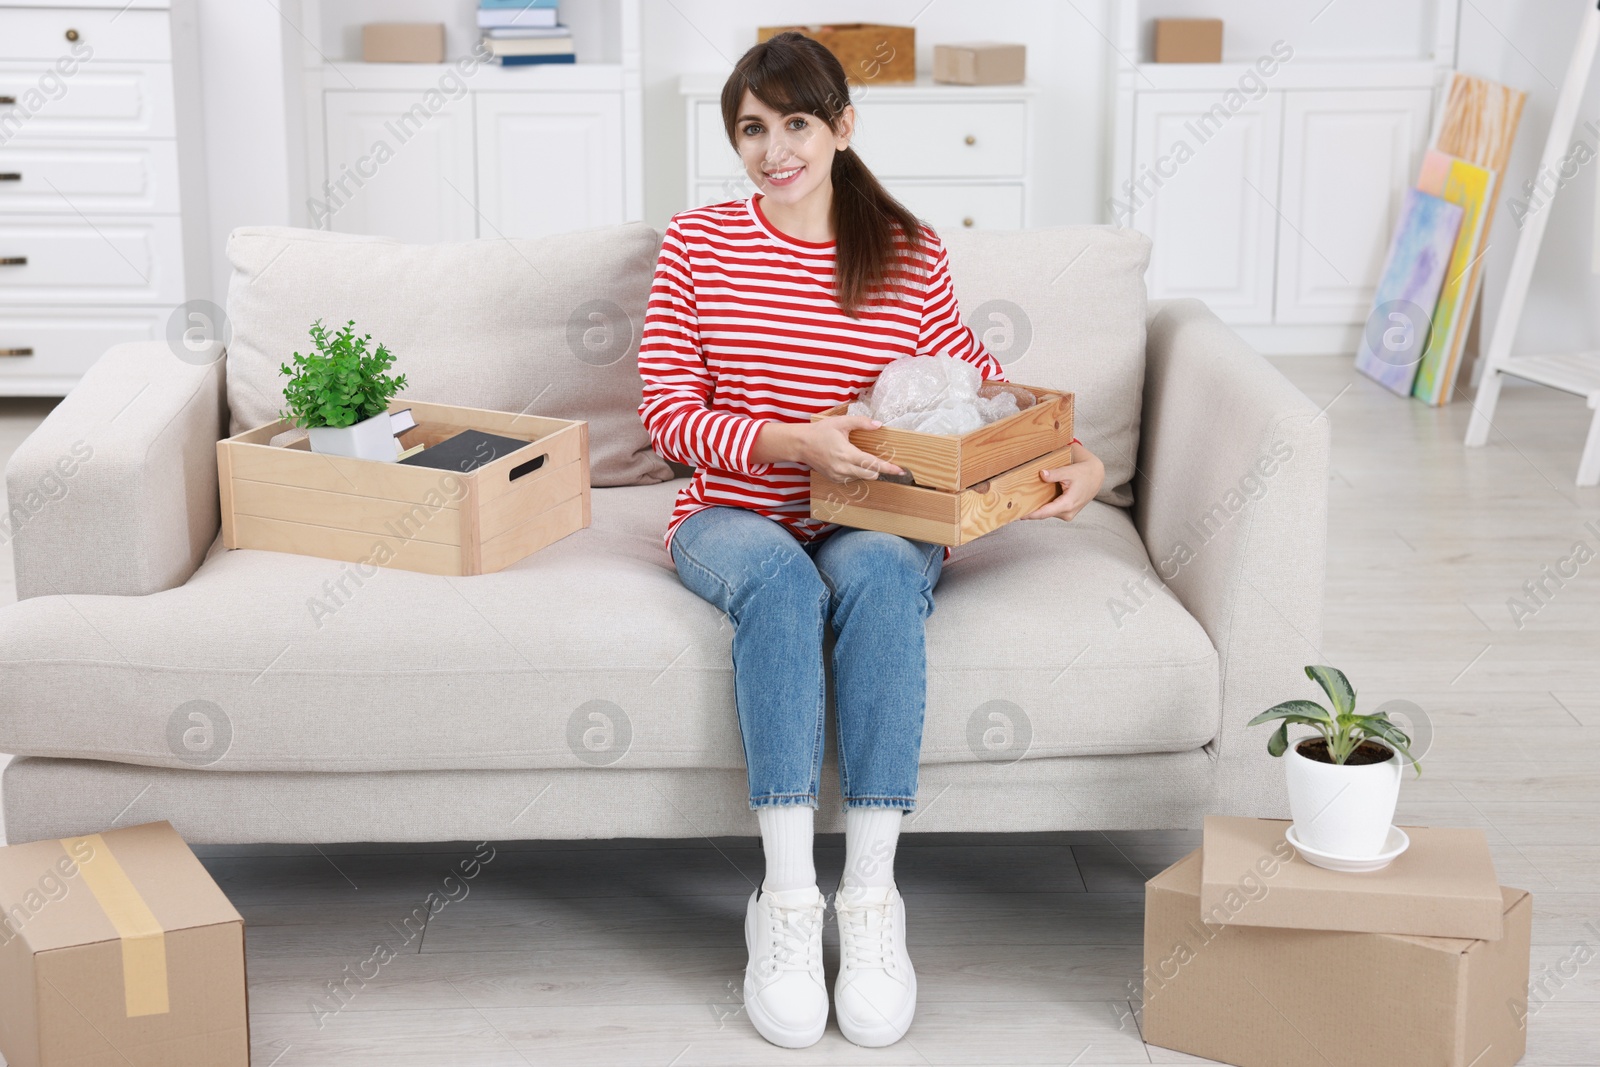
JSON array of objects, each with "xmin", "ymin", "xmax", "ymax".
[{"xmin": 1465, "ymin": 0, "xmax": 1600, "ymax": 486}]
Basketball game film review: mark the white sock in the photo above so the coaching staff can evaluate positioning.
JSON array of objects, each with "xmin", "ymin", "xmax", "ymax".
[
  {"xmin": 842, "ymin": 807, "xmax": 903, "ymax": 889},
  {"xmin": 757, "ymin": 805, "xmax": 816, "ymax": 893}
]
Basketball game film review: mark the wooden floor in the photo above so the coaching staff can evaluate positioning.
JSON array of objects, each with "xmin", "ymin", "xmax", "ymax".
[{"xmin": 1, "ymin": 359, "xmax": 1597, "ymax": 1065}]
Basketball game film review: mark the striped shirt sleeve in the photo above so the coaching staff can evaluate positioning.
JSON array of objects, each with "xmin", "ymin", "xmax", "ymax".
[
  {"xmin": 915, "ymin": 228, "xmax": 1009, "ymax": 384},
  {"xmin": 637, "ymin": 218, "xmax": 776, "ymax": 477}
]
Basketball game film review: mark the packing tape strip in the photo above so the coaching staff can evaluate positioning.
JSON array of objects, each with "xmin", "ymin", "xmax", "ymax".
[{"xmin": 62, "ymin": 834, "xmax": 170, "ymax": 1017}]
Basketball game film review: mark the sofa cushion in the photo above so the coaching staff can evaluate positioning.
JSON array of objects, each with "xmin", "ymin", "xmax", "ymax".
[
  {"xmin": 0, "ymin": 498, "xmax": 1219, "ymax": 774},
  {"xmin": 222, "ymin": 223, "xmax": 675, "ymax": 488},
  {"xmin": 941, "ymin": 226, "xmax": 1150, "ymax": 508}
]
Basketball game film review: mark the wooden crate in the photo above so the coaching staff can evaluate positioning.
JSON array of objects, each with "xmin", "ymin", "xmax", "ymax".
[
  {"xmin": 757, "ymin": 23, "xmax": 916, "ymax": 83},
  {"xmin": 217, "ymin": 399, "xmax": 590, "ymax": 576},
  {"xmin": 809, "ymin": 384, "xmax": 1075, "ymax": 546}
]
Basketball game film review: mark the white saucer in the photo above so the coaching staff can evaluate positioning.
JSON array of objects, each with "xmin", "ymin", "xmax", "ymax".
[{"xmin": 1285, "ymin": 824, "xmax": 1411, "ymax": 873}]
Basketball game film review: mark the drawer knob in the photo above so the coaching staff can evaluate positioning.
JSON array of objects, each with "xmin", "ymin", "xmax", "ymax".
[
  {"xmin": 0, "ymin": 256, "xmax": 26, "ymax": 266},
  {"xmin": 962, "ymin": 217, "xmax": 975, "ymax": 228},
  {"xmin": 964, "ymin": 134, "xmax": 976, "ymax": 145},
  {"xmin": 0, "ymin": 348, "xmax": 33, "ymax": 358},
  {"xmin": 0, "ymin": 173, "xmax": 20, "ymax": 182},
  {"xmin": 65, "ymin": 28, "xmax": 80, "ymax": 42}
]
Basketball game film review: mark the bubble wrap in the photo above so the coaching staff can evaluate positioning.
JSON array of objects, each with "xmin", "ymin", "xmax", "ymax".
[{"xmin": 847, "ymin": 355, "xmax": 1024, "ymax": 435}]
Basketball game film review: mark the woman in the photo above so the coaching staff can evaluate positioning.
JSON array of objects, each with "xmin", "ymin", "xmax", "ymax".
[{"xmin": 636, "ymin": 32, "xmax": 1105, "ymax": 1050}]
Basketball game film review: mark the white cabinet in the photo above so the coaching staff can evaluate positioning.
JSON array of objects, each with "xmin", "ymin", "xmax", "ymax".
[
  {"xmin": 1276, "ymin": 89, "xmax": 1434, "ymax": 324},
  {"xmin": 680, "ymin": 73, "xmax": 1035, "ymax": 232},
  {"xmin": 321, "ymin": 91, "xmax": 477, "ymax": 243},
  {"xmin": 1133, "ymin": 91, "xmax": 1283, "ymax": 325},
  {"xmin": 475, "ymin": 92, "xmax": 623, "ymax": 238},
  {"xmin": 0, "ymin": 0, "xmax": 203, "ymax": 396},
  {"xmin": 299, "ymin": 0, "xmax": 643, "ymax": 242}
]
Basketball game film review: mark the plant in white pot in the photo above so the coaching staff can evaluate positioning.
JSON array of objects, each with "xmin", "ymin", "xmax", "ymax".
[
  {"xmin": 1250, "ymin": 665, "xmax": 1422, "ymax": 868},
  {"xmin": 278, "ymin": 319, "xmax": 408, "ymax": 462}
]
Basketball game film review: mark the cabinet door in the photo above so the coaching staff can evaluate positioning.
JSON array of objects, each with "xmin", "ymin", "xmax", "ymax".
[
  {"xmin": 320, "ymin": 91, "xmax": 476, "ymax": 243},
  {"xmin": 475, "ymin": 92, "xmax": 623, "ymax": 239},
  {"xmin": 1275, "ymin": 89, "xmax": 1434, "ymax": 324},
  {"xmin": 1133, "ymin": 91, "xmax": 1283, "ymax": 325}
]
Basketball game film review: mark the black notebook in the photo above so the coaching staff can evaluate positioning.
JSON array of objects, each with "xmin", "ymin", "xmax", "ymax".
[{"xmin": 397, "ymin": 429, "xmax": 539, "ymax": 475}]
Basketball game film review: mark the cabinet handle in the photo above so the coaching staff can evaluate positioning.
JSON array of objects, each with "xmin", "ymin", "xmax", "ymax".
[
  {"xmin": 0, "ymin": 348, "xmax": 33, "ymax": 358},
  {"xmin": 962, "ymin": 217, "xmax": 975, "ymax": 228},
  {"xmin": 65, "ymin": 28, "xmax": 80, "ymax": 42},
  {"xmin": 0, "ymin": 97, "xmax": 16, "ymax": 106},
  {"xmin": 0, "ymin": 173, "xmax": 19, "ymax": 182},
  {"xmin": 0, "ymin": 257, "xmax": 26, "ymax": 266},
  {"xmin": 964, "ymin": 134, "xmax": 976, "ymax": 145}
]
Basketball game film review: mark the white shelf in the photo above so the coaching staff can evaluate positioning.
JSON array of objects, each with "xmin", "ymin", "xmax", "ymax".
[
  {"xmin": 1132, "ymin": 59, "xmax": 1441, "ymax": 92},
  {"xmin": 319, "ymin": 60, "xmax": 626, "ymax": 92},
  {"xmin": 677, "ymin": 71, "xmax": 1038, "ymax": 99}
]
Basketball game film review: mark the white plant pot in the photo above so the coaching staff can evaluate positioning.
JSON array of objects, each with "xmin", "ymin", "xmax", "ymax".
[
  {"xmin": 1284, "ymin": 738, "xmax": 1402, "ymax": 858},
  {"xmin": 307, "ymin": 411, "xmax": 397, "ymax": 462}
]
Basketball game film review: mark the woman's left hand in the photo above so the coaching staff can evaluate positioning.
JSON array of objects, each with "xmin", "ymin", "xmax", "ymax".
[{"xmin": 1022, "ymin": 444, "xmax": 1104, "ymax": 522}]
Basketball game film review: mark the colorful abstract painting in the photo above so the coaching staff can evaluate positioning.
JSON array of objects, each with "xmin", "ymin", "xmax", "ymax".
[
  {"xmin": 1412, "ymin": 150, "xmax": 1496, "ymax": 405},
  {"xmin": 1355, "ymin": 188, "xmax": 1465, "ymax": 398}
]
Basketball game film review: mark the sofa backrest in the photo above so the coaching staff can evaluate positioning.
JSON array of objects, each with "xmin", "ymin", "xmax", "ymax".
[
  {"xmin": 223, "ymin": 220, "xmax": 1150, "ymax": 503},
  {"xmin": 223, "ymin": 223, "xmax": 676, "ymax": 488},
  {"xmin": 941, "ymin": 226, "xmax": 1150, "ymax": 508}
]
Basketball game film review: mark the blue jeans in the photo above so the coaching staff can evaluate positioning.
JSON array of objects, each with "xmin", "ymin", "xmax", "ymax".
[{"xmin": 669, "ymin": 505, "xmax": 945, "ymax": 812}]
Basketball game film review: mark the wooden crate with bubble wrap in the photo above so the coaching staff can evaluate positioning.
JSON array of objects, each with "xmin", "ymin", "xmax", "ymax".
[{"xmin": 809, "ymin": 383, "xmax": 1075, "ymax": 546}]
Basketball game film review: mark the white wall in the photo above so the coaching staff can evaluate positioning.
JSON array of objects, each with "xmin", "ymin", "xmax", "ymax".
[{"xmin": 186, "ymin": 0, "xmax": 1600, "ymax": 356}]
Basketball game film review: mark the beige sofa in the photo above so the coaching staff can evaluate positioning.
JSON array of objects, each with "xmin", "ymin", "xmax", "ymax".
[{"xmin": 0, "ymin": 221, "xmax": 1328, "ymax": 845}]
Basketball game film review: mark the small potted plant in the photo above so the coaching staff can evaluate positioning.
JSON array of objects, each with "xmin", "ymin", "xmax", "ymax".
[
  {"xmin": 1249, "ymin": 665, "xmax": 1421, "ymax": 863},
  {"xmin": 278, "ymin": 319, "xmax": 407, "ymax": 462}
]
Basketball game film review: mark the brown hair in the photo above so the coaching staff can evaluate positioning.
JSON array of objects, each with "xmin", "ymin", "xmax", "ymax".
[{"xmin": 721, "ymin": 32, "xmax": 923, "ymax": 318}]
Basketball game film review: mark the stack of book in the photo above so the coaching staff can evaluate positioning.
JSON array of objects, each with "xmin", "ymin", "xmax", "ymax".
[{"xmin": 478, "ymin": 0, "xmax": 574, "ymax": 66}]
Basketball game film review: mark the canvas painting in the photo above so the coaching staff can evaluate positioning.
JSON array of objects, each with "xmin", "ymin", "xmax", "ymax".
[
  {"xmin": 1355, "ymin": 188, "xmax": 1465, "ymax": 398},
  {"xmin": 1412, "ymin": 150, "xmax": 1496, "ymax": 405}
]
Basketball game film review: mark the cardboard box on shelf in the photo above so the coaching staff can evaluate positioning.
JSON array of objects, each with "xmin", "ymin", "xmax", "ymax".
[
  {"xmin": 1153, "ymin": 18, "xmax": 1223, "ymax": 63},
  {"xmin": 1201, "ymin": 816, "xmax": 1505, "ymax": 940},
  {"xmin": 361, "ymin": 23, "xmax": 447, "ymax": 64},
  {"xmin": 1143, "ymin": 850, "xmax": 1532, "ymax": 1067},
  {"xmin": 808, "ymin": 384, "xmax": 1075, "ymax": 546},
  {"xmin": 0, "ymin": 821, "xmax": 248, "ymax": 1067},
  {"xmin": 933, "ymin": 42, "xmax": 1025, "ymax": 85},
  {"xmin": 757, "ymin": 24, "xmax": 916, "ymax": 83}
]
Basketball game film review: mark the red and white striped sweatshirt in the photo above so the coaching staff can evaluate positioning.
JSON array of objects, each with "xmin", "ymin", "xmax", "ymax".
[{"xmin": 637, "ymin": 192, "xmax": 1007, "ymax": 560}]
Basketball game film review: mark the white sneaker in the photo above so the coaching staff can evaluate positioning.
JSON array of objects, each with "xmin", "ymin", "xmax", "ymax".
[
  {"xmin": 832, "ymin": 881, "xmax": 917, "ymax": 1047},
  {"xmin": 743, "ymin": 884, "xmax": 828, "ymax": 1048}
]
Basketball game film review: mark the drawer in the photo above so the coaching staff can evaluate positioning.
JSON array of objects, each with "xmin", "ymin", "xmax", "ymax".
[
  {"xmin": 891, "ymin": 182, "xmax": 1025, "ymax": 231},
  {"xmin": 0, "ymin": 63, "xmax": 175, "ymax": 139},
  {"xmin": 0, "ymin": 214, "xmax": 185, "ymax": 305},
  {"xmin": 693, "ymin": 101, "xmax": 738, "ymax": 178},
  {"xmin": 854, "ymin": 102, "xmax": 1027, "ymax": 178},
  {"xmin": 0, "ymin": 139, "xmax": 180, "ymax": 213},
  {"xmin": 0, "ymin": 308, "xmax": 167, "ymax": 384},
  {"xmin": 0, "ymin": 8, "xmax": 170, "ymax": 63}
]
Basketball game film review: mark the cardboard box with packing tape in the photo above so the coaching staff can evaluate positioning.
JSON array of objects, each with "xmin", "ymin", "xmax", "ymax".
[{"xmin": 0, "ymin": 821, "xmax": 248, "ymax": 1067}]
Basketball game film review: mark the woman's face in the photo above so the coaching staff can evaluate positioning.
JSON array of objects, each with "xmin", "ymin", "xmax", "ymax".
[{"xmin": 733, "ymin": 88, "xmax": 853, "ymax": 207}]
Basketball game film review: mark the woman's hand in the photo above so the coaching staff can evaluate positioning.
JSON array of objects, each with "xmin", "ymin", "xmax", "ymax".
[
  {"xmin": 1023, "ymin": 443, "xmax": 1104, "ymax": 522},
  {"xmin": 795, "ymin": 416, "xmax": 906, "ymax": 482}
]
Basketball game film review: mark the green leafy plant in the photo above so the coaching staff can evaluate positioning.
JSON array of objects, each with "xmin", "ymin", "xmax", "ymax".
[
  {"xmin": 1248, "ymin": 665, "xmax": 1421, "ymax": 776},
  {"xmin": 277, "ymin": 319, "xmax": 407, "ymax": 429}
]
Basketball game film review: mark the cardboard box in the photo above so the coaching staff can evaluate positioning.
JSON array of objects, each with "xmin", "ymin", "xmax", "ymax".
[
  {"xmin": 218, "ymin": 399, "xmax": 591, "ymax": 576},
  {"xmin": 933, "ymin": 42, "xmax": 1025, "ymax": 85},
  {"xmin": 0, "ymin": 821, "xmax": 248, "ymax": 1067},
  {"xmin": 1201, "ymin": 816, "xmax": 1505, "ymax": 940},
  {"xmin": 809, "ymin": 384, "xmax": 1075, "ymax": 545},
  {"xmin": 1144, "ymin": 850, "xmax": 1531, "ymax": 1067},
  {"xmin": 757, "ymin": 24, "xmax": 915, "ymax": 83},
  {"xmin": 361, "ymin": 22, "xmax": 446, "ymax": 64},
  {"xmin": 1154, "ymin": 18, "xmax": 1223, "ymax": 63}
]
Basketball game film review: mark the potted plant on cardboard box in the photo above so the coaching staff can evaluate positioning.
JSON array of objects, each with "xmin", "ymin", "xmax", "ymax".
[
  {"xmin": 1250, "ymin": 665, "xmax": 1421, "ymax": 869},
  {"xmin": 278, "ymin": 319, "xmax": 407, "ymax": 462}
]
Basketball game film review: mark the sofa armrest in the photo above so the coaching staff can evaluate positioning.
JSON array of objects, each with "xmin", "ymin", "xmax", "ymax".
[
  {"xmin": 4, "ymin": 342, "xmax": 227, "ymax": 600},
  {"xmin": 1135, "ymin": 299, "xmax": 1331, "ymax": 817}
]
